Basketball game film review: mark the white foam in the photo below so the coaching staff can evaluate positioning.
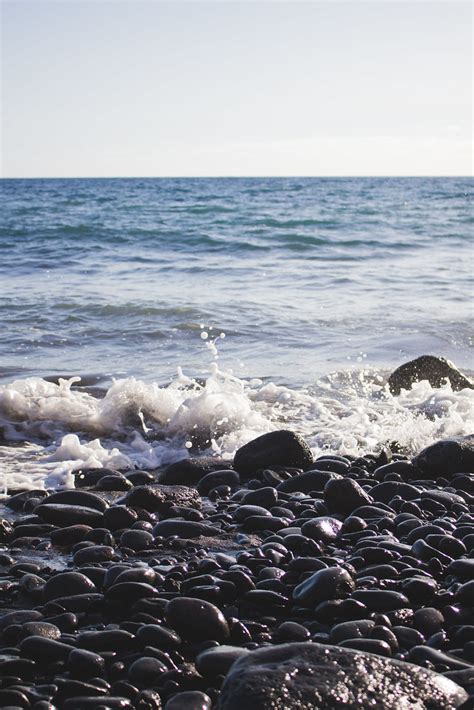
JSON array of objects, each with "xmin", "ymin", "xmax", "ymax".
[{"xmin": 0, "ymin": 363, "xmax": 473, "ymax": 493}]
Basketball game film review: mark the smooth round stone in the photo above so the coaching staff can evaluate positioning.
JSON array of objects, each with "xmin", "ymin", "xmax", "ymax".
[
  {"xmin": 165, "ymin": 597, "xmax": 229, "ymax": 643},
  {"xmin": 401, "ymin": 576, "xmax": 438, "ymax": 603},
  {"xmin": 413, "ymin": 608, "xmax": 444, "ymax": 636},
  {"xmin": 120, "ymin": 530, "xmax": 153, "ymax": 551},
  {"xmin": 128, "ymin": 656, "xmax": 167, "ymax": 687},
  {"xmin": 351, "ymin": 590, "xmax": 410, "ymax": 611},
  {"xmin": 105, "ymin": 582, "xmax": 158, "ymax": 603},
  {"xmin": 324, "ymin": 478, "xmax": 373, "ymax": 515},
  {"xmin": 95, "ymin": 474, "xmax": 132, "ymax": 491},
  {"xmin": 233, "ymin": 430, "xmax": 314, "ymax": 477},
  {"xmin": 329, "ymin": 620, "xmax": 375, "ymax": 643},
  {"xmin": 43, "ymin": 572, "xmax": 97, "ymax": 602},
  {"xmin": 50, "ymin": 524, "xmax": 92, "ymax": 546},
  {"xmin": 275, "ymin": 621, "xmax": 311, "ymax": 642},
  {"xmin": 454, "ymin": 580, "xmax": 474, "ymax": 604},
  {"xmin": 73, "ymin": 544, "xmax": 115, "ymax": 565},
  {"xmin": 43, "ymin": 490, "xmax": 108, "ymax": 512},
  {"xmin": 19, "ymin": 635, "xmax": 75, "ymax": 662},
  {"xmin": 195, "ymin": 645, "xmax": 250, "ymax": 675},
  {"xmin": 300, "ymin": 517, "xmax": 343, "ymax": 543},
  {"xmin": 114, "ymin": 568, "xmax": 157, "ymax": 586},
  {"xmin": 136, "ymin": 624, "xmax": 181, "ymax": 650},
  {"xmin": 277, "ymin": 470, "xmax": 341, "ymax": 494},
  {"xmin": 127, "ymin": 470, "xmax": 155, "ymax": 486},
  {"xmin": 152, "ymin": 520, "xmax": 216, "ymax": 539},
  {"xmin": 103, "ymin": 506, "xmax": 139, "ymax": 531},
  {"xmin": 292, "ymin": 567, "xmax": 355, "ymax": 607},
  {"xmin": 77, "ymin": 630, "xmax": 136, "ymax": 651},
  {"xmin": 197, "ymin": 469, "xmax": 240, "ymax": 495},
  {"xmin": 217, "ymin": 641, "xmax": 468, "ymax": 709},
  {"xmin": 36, "ymin": 503, "xmax": 104, "ymax": 527},
  {"xmin": 413, "ymin": 436, "xmax": 474, "ymax": 477},
  {"xmin": 68, "ymin": 648, "xmax": 105, "ymax": 679},
  {"xmin": 241, "ymin": 487, "xmax": 278, "ymax": 508},
  {"xmin": 233, "ymin": 505, "xmax": 271, "ymax": 523},
  {"xmin": 371, "ymin": 481, "xmax": 421, "ymax": 503},
  {"xmin": 338, "ymin": 638, "xmax": 392, "ymax": 656},
  {"xmin": 164, "ymin": 691, "xmax": 212, "ymax": 710}
]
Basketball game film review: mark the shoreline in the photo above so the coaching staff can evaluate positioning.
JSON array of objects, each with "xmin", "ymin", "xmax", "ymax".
[{"xmin": 0, "ymin": 427, "xmax": 473, "ymax": 708}]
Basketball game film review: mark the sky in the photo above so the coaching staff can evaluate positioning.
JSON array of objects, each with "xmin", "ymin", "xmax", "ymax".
[{"xmin": 1, "ymin": 0, "xmax": 472, "ymax": 177}]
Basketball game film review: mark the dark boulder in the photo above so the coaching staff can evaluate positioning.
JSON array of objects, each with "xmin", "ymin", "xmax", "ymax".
[
  {"xmin": 413, "ymin": 436, "xmax": 474, "ymax": 477},
  {"xmin": 388, "ymin": 355, "xmax": 474, "ymax": 395},
  {"xmin": 233, "ymin": 430, "xmax": 313, "ymax": 477},
  {"xmin": 217, "ymin": 641, "xmax": 467, "ymax": 709}
]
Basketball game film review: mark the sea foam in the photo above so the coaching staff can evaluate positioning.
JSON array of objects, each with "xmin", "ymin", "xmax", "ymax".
[{"xmin": 1, "ymin": 364, "xmax": 473, "ymax": 494}]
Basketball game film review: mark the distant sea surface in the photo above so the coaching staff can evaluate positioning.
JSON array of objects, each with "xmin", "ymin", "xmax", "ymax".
[{"xmin": 0, "ymin": 177, "xmax": 473, "ymax": 491}]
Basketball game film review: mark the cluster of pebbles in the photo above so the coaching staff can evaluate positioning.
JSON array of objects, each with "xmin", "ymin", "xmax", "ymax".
[{"xmin": 0, "ymin": 426, "xmax": 473, "ymax": 709}]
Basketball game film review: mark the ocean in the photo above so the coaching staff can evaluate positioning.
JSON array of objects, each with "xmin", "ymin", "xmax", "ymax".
[{"xmin": 1, "ymin": 176, "xmax": 473, "ymax": 491}]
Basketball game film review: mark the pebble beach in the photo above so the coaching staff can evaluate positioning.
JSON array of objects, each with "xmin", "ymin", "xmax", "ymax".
[{"xmin": 0, "ymin": 177, "xmax": 473, "ymax": 708}]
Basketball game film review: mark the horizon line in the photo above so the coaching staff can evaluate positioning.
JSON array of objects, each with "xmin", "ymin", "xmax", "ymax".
[{"xmin": 1, "ymin": 174, "xmax": 472, "ymax": 180}]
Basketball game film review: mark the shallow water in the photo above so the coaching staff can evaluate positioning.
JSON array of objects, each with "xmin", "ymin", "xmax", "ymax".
[{"xmin": 0, "ymin": 177, "xmax": 473, "ymax": 490}]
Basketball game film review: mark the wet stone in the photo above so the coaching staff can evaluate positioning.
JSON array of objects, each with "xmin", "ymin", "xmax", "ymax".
[
  {"xmin": 43, "ymin": 571, "xmax": 97, "ymax": 602},
  {"xmin": 233, "ymin": 430, "xmax": 313, "ymax": 478},
  {"xmin": 165, "ymin": 597, "xmax": 230, "ymax": 643},
  {"xmin": 126, "ymin": 484, "xmax": 202, "ymax": 513},
  {"xmin": 217, "ymin": 641, "xmax": 468, "ymax": 709},
  {"xmin": 293, "ymin": 567, "xmax": 355, "ymax": 607},
  {"xmin": 324, "ymin": 477, "xmax": 373, "ymax": 515}
]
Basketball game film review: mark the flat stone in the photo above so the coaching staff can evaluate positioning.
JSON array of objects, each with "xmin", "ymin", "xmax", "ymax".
[
  {"xmin": 234, "ymin": 430, "xmax": 313, "ymax": 478},
  {"xmin": 42, "ymin": 490, "xmax": 109, "ymax": 512},
  {"xmin": 388, "ymin": 355, "xmax": 474, "ymax": 395},
  {"xmin": 35, "ymin": 503, "xmax": 104, "ymax": 527},
  {"xmin": 217, "ymin": 641, "xmax": 468, "ymax": 709}
]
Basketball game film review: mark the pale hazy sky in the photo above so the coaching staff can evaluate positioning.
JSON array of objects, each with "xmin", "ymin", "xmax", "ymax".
[{"xmin": 1, "ymin": 0, "xmax": 472, "ymax": 177}]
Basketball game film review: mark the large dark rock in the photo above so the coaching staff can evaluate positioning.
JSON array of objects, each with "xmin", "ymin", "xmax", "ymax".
[
  {"xmin": 159, "ymin": 457, "xmax": 233, "ymax": 485},
  {"xmin": 217, "ymin": 642, "xmax": 468, "ymax": 709},
  {"xmin": 413, "ymin": 436, "xmax": 474, "ymax": 477},
  {"xmin": 126, "ymin": 484, "xmax": 201, "ymax": 512},
  {"xmin": 234, "ymin": 430, "xmax": 313, "ymax": 477},
  {"xmin": 388, "ymin": 355, "xmax": 474, "ymax": 395},
  {"xmin": 324, "ymin": 477, "xmax": 373, "ymax": 515}
]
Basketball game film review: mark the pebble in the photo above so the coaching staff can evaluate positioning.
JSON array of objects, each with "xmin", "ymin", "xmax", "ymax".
[
  {"xmin": 293, "ymin": 567, "xmax": 355, "ymax": 607},
  {"xmin": 165, "ymin": 597, "xmax": 230, "ymax": 642}
]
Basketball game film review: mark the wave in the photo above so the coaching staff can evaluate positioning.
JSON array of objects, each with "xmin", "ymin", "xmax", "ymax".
[{"xmin": 1, "ymin": 364, "xmax": 473, "ymax": 493}]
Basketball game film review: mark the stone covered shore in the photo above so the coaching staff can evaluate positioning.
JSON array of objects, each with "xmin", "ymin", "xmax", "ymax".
[{"xmin": 0, "ymin": 427, "xmax": 473, "ymax": 709}]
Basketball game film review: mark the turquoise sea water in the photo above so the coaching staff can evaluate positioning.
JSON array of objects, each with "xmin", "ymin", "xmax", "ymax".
[{"xmin": 0, "ymin": 177, "xmax": 473, "ymax": 490}]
